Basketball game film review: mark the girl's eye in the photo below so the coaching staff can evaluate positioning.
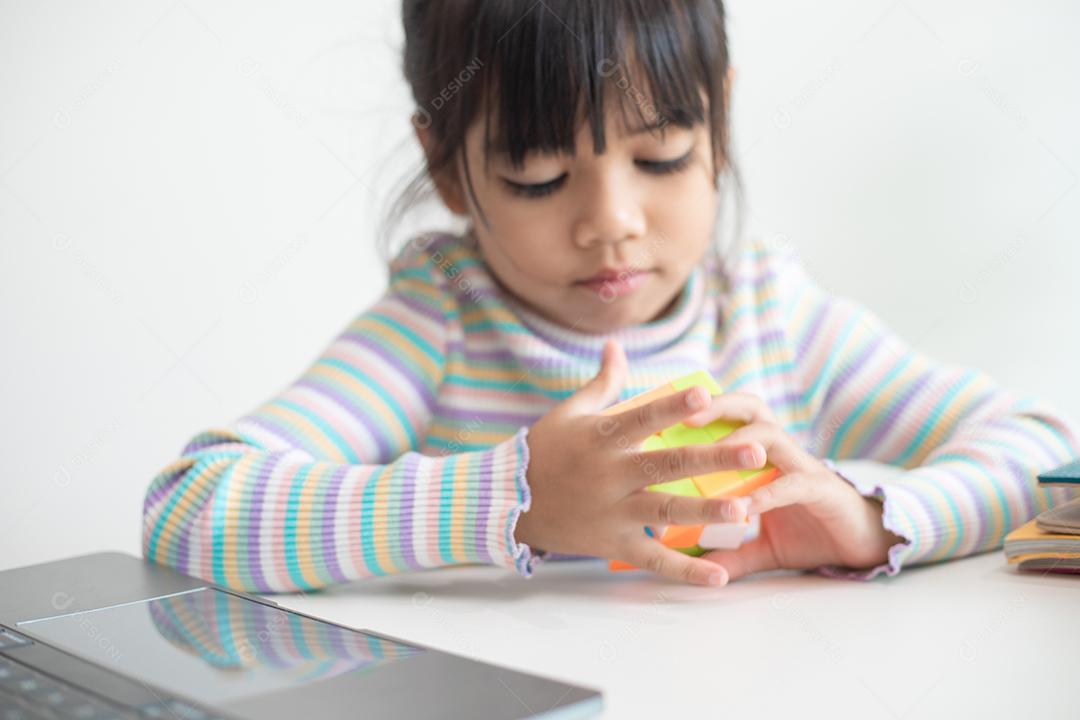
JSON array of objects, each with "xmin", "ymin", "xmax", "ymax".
[
  {"xmin": 502, "ymin": 173, "xmax": 568, "ymax": 198},
  {"xmin": 500, "ymin": 148, "xmax": 693, "ymax": 198},
  {"xmin": 636, "ymin": 149, "xmax": 694, "ymax": 175}
]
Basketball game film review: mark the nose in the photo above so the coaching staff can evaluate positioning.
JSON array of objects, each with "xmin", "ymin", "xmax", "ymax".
[{"xmin": 571, "ymin": 168, "xmax": 647, "ymax": 250}]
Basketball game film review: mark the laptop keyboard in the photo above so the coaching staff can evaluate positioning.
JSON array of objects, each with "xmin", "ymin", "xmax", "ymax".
[
  {"xmin": 0, "ymin": 633, "xmax": 228, "ymax": 720},
  {"xmin": 0, "ymin": 652, "xmax": 134, "ymax": 719}
]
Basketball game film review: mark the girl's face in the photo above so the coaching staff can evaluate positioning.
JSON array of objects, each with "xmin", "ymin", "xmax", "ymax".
[{"xmin": 441, "ymin": 108, "xmax": 720, "ymax": 335}]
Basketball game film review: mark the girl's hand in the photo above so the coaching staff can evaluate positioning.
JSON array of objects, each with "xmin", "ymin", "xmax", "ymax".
[
  {"xmin": 682, "ymin": 392, "xmax": 904, "ymax": 581},
  {"xmin": 515, "ymin": 339, "xmax": 766, "ymax": 586}
]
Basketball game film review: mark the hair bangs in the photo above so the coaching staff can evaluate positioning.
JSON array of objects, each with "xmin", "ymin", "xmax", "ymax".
[{"xmin": 462, "ymin": 0, "xmax": 726, "ymax": 169}]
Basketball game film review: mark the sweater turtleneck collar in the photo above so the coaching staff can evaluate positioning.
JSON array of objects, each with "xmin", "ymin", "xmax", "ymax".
[{"xmin": 421, "ymin": 231, "xmax": 719, "ymax": 380}]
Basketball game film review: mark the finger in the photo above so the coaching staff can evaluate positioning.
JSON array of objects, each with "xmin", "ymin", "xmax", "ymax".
[
  {"xmin": 564, "ymin": 338, "xmax": 627, "ymax": 415},
  {"xmin": 623, "ymin": 492, "xmax": 750, "ymax": 526},
  {"xmin": 714, "ymin": 422, "xmax": 817, "ymax": 474},
  {"xmin": 744, "ymin": 471, "xmax": 824, "ymax": 515},
  {"xmin": 628, "ymin": 440, "xmax": 767, "ymax": 489},
  {"xmin": 683, "ymin": 391, "xmax": 779, "ymax": 427},
  {"xmin": 700, "ymin": 537, "xmax": 778, "ymax": 581},
  {"xmin": 621, "ymin": 541, "xmax": 730, "ymax": 587},
  {"xmin": 605, "ymin": 384, "xmax": 714, "ymax": 445}
]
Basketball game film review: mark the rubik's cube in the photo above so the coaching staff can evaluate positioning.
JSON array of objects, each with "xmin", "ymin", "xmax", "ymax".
[{"xmin": 602, "ymin": 370, "xmax": 779, "ymax": 571}]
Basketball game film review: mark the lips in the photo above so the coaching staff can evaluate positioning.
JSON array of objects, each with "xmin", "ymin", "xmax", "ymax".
[
  {"xmin": 574, "ymin": 267, "xmax": 654, "ymax": 299},
  {"xmin": 577, "ymin": 267, "xmax": 649, "ymax": 284}
]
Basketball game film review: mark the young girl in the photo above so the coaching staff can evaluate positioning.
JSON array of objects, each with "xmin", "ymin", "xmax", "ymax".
[{"xmin": 142, "ymin": 0, "xmax": 1079, "ymax": 592}]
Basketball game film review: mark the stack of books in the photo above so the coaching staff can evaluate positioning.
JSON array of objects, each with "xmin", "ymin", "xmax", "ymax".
[{"xmin": 1004, "ymin": 460, "xmax": 1080, "ymax": 573}]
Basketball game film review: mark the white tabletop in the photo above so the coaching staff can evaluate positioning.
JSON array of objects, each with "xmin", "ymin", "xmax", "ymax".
[{"xmin": 273, "ymin": 551, "xmax": 1076, "ymax": 719}]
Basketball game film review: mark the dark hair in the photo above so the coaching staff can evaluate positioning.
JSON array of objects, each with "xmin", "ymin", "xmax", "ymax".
[{"xmin": 384, "ymin": 0, "xmax": 737, "ymax": 262}]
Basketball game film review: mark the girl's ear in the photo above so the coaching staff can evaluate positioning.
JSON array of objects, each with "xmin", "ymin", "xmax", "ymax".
[{"xmin": 413, "ymin": 115, "xmax": 468, "ymax": 216}]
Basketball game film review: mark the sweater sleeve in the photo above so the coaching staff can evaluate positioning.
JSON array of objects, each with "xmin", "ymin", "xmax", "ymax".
[
  {"xmin": 142, "ymin": 248, "xmax": 540, "ymax": 593},
  {"xmin": 770, "ymin": 245, "xmax": 1080, "ymax": 578}
]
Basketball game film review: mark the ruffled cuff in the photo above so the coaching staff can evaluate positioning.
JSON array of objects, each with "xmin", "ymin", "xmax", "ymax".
[
  {"xmin": 815, "ymin": 459, "xmax": 914, "ymax": 580},
  {"xmin": 502, "ymin": 426, "xmax": 547, "ymax": 577}
]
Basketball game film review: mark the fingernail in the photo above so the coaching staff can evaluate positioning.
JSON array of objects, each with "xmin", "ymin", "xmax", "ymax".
[
  {"xmin": 687, "ymin": 387, "xmax": 707, "ymax": 410},
  {"xmin": 707, "ymin": 570, "xmax": 727, "ymax": 586},
  {"xmin": 738, "ymin": 447, "xmax": 758, "ymax": 467},
  {"xmin": 731, "ymin": 497, "xmax": 750, "ymax": 520},
  {"xmin": 717, "ymin": 499, "xmax": 741, "ymax": 521}
]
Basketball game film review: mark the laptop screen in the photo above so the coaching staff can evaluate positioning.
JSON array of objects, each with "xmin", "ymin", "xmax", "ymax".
[{"xmin": 18, "ymin": 587, "xmax": 423, "ymax": 704}]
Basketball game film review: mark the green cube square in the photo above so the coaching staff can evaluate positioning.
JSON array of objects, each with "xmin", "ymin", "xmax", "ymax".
[
  {"xmin": 703, "ymin": 419, "xmax": 741, "ymax": 443},
  {"xmin": 670, "ymin": 370, "xmax": 723, "ymax": 396},
  {"xmin": 660, "ymin": 424, "xmax": 714, "ymax": 448},
  {"xmin": 641, "ymin": 434, "xmax": 668, "ymax": 452},
  {"xmin": 646, "ymin": 477, "xmax": 701, "ymax": 497}
]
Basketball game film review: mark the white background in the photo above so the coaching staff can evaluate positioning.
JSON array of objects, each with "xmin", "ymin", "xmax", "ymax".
[{"xmin": 2, "ymin": 0, "xmax": 1077, "ymax": 571}]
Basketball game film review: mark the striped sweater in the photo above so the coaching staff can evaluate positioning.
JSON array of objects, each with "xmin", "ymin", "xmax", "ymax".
[{"xmin": 142, "ymin": 232, "xmax": 1080, "ymax": 592}]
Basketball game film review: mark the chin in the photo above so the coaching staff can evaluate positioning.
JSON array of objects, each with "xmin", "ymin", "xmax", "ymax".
[{"xmin": 575, "ymin": 305, "xmax": 649, "ymax": 335}]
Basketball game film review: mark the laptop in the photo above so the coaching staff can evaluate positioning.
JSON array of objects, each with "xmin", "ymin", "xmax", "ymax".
[{"xmin": 0, "ymin": 552, "xmax": 602, "ymax": 719}]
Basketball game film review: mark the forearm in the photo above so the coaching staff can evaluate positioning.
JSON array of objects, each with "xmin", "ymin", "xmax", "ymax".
[
  {"xmin": 819, "ymin": 407, "xmax": 1080, "ymax": 579},
  {"xmin": 142, "ymin": 427, "xmax": 540, "ymax": 593}
]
